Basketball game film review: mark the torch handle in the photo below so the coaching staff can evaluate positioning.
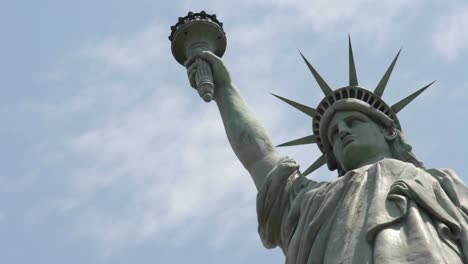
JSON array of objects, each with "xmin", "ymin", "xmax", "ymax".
[{"xmin": 195, "ymin": 58, "xmax": 215, "ymax": 102}]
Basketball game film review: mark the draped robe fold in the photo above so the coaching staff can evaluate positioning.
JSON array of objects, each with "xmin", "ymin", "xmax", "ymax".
[{"xmin": 257, "ymin": 157, "xmax": 468, "ymax": 264}]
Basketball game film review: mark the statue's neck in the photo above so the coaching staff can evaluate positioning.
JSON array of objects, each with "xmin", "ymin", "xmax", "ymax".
[{"xmin": 346, "ymin": 153, "xmax": 392, "ymax": 172}]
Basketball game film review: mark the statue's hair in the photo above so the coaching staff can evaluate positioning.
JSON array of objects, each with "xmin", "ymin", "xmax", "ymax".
[{"xmin": 388, "ymin": 129, "xmax": 424, "ymax": 169}]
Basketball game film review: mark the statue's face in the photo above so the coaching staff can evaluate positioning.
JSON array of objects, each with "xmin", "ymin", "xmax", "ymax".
[{"xmin": 326, "ymin": 110, "xmax": 392, "ymax": 171}]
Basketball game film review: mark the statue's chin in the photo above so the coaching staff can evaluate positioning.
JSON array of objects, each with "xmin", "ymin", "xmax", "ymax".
[
  {"xmin": 342, "ymin": 142, "xmax": 362, "ymax": 158},
  {"xmin": 341, "ymin": 144, "xmax": 383, "ymax": 171}
]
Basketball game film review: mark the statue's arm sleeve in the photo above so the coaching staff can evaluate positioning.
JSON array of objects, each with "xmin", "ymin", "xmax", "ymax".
[{"xmin": 256, "ymin": 156, "xmax": 320, "ymax": 251}]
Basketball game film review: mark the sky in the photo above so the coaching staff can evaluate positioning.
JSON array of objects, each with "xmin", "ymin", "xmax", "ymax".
[{"xmin": 1, "ymin": 1, "xmax": 468, "ymax": 263}]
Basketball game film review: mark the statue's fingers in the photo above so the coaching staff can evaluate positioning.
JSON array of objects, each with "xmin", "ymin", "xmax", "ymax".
[
  {"xmin": 197, "ymin": 51, "xmax": 223, "ymax": 66},
  {"xmin": 197, "ymin": 83, "xmax": 213, "ymax": 98},
  {"xmin": 186, "ymin": 62, "xmax": 197, "ymax": 73},
  {"xmin": 189, "ymin": 69, "xmax": 197, "ymax": 88},
  {"xmin": 186, "ymin": 62, "xmax": 198, "ymax": 88},
  {"xmin": 197, "ymin": 59, "xmax": 210, "ymax": 76},
  {"xmin": 188, "ymin": 67, "xmax": 196, "ymax": 77},
  {"xmin": 184, "ymin": 56, "xmax": 197, "ymax": 68}
]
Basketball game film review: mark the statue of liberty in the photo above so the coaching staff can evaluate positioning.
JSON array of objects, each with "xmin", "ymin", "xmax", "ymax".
[{"xmin": 170, "ymin": 13, "xmax": 468, "ymax": 263}]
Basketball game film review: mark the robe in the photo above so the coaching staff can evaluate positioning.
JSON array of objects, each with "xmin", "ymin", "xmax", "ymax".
[{"xmin": 257, "ymin": 157, "xmax": 468, "ymax": 264}]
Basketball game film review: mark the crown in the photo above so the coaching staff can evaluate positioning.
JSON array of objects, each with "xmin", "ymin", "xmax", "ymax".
[{"xmin": 273, "ymin": 36, "xmax": 434, "ymax": 176}]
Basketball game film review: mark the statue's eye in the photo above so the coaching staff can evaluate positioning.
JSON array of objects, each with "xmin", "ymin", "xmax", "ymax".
[{"xmin": 348, "ymin": 118, "xmax": 363, "ymax": 127}]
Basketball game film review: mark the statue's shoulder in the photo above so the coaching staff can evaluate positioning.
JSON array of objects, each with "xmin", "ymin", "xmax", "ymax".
[
  {"xmin": 426, "ymin": 167, "xmax": 462, "ymax": 183},
  {"xmin": 425, "ymin": 167, "xmax": 467, "ymax": 193},
  {"xmin": 426, "ymin": 167, "xmax": 468, "ymax": 210}
]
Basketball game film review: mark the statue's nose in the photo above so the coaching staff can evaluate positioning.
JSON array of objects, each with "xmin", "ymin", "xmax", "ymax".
[{"xmin": 338, "ymin": 122, "xmax": 352, "ymax": 139}]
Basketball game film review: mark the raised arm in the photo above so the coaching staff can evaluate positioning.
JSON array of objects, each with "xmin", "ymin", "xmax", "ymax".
[{"xmin": 186, "ymin": 51, "xmax": 281, "ymax": 190}]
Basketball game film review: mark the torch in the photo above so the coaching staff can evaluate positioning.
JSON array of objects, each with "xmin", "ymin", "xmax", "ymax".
[{"xmin": 169, "ymin": 11, "xmax": 227, "ymax": 102}]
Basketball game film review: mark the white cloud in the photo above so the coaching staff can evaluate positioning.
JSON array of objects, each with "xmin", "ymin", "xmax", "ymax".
[
  {"xmin": 41, "ymin": 21, "xmax": 261, "ymax": 249},
  {"xmin": 61, "ymin": 85, "xmax": 259, "ymax": 253},
  {"xmin": 432, "ymin": 5, "xmax": 468, "ymax": 61},
  {"xmin": 81, "ymin": 24, "xmax": 167, "ymax": 74},
  {"xmin": 22, "ymin": 16, "xmax": 284, "ymax": 253},
  {"xmin": 206, "ymin": 0, "xmax": 421, "ymax": 44},
  {"xmin": 0, "ymin": 174, "xmax": 34, "ymax": 194}
]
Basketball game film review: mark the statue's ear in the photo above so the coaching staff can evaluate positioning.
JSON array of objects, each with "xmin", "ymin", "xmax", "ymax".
[{"xmin": 381, "ymin": 127, "xmax": 397, "ymax": 141}]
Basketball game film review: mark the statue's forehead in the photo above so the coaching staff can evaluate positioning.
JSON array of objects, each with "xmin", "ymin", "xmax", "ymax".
[{"xmin": 327, "ymin": 110, "xmax": 371, "ymax": 128}]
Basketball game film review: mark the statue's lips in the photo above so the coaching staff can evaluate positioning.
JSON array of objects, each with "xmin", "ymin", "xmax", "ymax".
[{"xmin": 342, "ymin": 135, "xmax": 356, "ymax": 147}]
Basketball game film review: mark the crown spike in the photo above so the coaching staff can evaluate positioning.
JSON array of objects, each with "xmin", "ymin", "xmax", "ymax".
[
  {"xmin": 391, "ymin": 81, "xmax": 435, "ymax": 113},
  {"xmin": 302, "ymin": 155, "xmax": 326, "ymax": 176},
  {"xmin": 270, "ymin": 93, "xmax": 317, "ymax": 117},
  {"xmin": 374, "ymin": 49, "xmax": 402, "ymax": 97},
  {"xmin": 277, "ymin": 135, "xmax": 317, "ymax": 147},
  {"xmin": 348, "ymin": 35, "xmax": 359, "ymax": 86},
  {"xmin": 299, "ymin": 51, "xmax": 333, "ymax": 96}
]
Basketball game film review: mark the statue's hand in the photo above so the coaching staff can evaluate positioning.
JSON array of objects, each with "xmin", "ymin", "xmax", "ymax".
[{"xmin": 185, "ymin": 51, "xmax": 232, "ymax": 100}]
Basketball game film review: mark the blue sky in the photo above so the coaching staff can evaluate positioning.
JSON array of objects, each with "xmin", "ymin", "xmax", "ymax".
[{"xmin": 1, "ymin": 1, "xmax": 468, "ymax": 263}]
